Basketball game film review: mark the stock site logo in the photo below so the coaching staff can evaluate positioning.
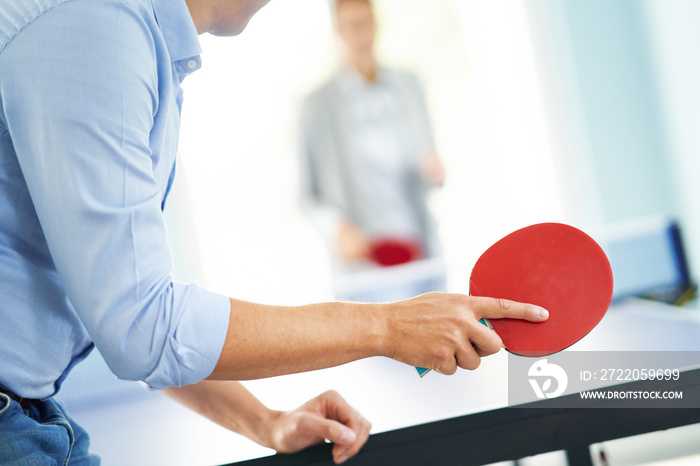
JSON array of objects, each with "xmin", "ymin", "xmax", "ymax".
[{"xmin": 528, "ymin": 359, "xmax": 568, "ymax": 399}]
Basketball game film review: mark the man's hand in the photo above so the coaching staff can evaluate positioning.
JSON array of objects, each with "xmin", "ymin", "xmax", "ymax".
[
  {"xmin": 265, "ymin": 390, "xmax": 371, "ymax": 464},
  {"xmin": 163, "ymin": 382, "xmax": 370, "ymax": 464},
  {"xmin": 383, "ymin": 292, "xmax": 549, "ymax": 374}
]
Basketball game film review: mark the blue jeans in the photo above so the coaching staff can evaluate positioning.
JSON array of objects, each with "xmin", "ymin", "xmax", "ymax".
[{"xmin": 0, "ymin": 393, "xmax": 100, "ymax": 465}]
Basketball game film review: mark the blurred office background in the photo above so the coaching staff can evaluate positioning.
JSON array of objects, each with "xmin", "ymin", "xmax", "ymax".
[
  {"xmin": 167, "ymin": 0, "xmax": 700, "ymax": 307},
  {"xmin": 59, "ymin": 0, "xmax": 700, "ymax": 464},
  {"xmin": 169, "ymin": 0, "xmax": 569, "ymax": 304}
]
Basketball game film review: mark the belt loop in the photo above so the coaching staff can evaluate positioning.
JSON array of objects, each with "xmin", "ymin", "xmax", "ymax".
[{"xmin": 0, "ymin": 392, "xmax": 11, "ymax": 415}]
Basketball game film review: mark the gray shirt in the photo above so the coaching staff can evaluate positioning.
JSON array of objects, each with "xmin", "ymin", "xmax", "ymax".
[
  {"xmin": 336, "ymin": 68, "xmax": 421, "ymax": 238},
  {"xmin": 300, "ymin": 66, "xmax": 439, "ymax": 265}
]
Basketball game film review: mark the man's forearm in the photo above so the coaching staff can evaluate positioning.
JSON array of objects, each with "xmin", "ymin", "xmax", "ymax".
[
  {"xmin": 209, "ymin": 299, "xmax": 387, "ymax": 380},
  {"xmin": 163, "ymin": 380, "xmax": 277, "ymax": 448},
  {"xmin": 208, "ymin": 293, "xmax": 548, "ymax": 380}
]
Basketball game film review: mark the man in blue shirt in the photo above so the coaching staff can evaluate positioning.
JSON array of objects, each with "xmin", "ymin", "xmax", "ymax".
[{"xmin": 0, "ymin": 0, "xmax": 549, "ymax": 463}]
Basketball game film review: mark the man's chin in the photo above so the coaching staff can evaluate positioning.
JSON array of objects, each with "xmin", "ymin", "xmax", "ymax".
[
  {"xmin": 209, "ymin": 0, "xmax": 271, "ymax": 37},
  {"xmin": 210, "ymin": 20, "xmax": 249, "ymax": 37}
]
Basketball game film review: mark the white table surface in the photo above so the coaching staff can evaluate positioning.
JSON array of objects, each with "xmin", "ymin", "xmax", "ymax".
[{"xmin": 65, "ymin": 299, "xmax": 700, "ymax": 466}]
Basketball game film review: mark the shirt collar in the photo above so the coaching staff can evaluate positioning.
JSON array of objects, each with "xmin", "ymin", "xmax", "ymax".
[
  {"xmin": 337, "ymin": 64, "xmax": 389, "ymax": 92},
  {"xmin": 151, "ymin": 0, "xmax": 202, "ymax": 65}
]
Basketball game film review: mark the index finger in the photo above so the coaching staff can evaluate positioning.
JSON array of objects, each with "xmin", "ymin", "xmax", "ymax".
[
  {"xmin": 319, "ymin": 391, "xmax": 371, "ymax": 464},
  {"xmin": 469, "ymin": 296, "xmax": 548, "ymax": 322}
]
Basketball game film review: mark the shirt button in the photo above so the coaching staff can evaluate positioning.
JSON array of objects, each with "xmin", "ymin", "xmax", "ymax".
[{"xmin": 187, "ymin": 60, "xmax": 197, "ymax": 70}]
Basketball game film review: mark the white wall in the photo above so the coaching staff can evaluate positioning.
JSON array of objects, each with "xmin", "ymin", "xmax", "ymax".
[
  {"xmin": 643, "ymin": 0, "xmax": 700, "ymax": 288},
  {"xmin": 525, "ymin": 0, "xmax": 699, "ymax": 286}
]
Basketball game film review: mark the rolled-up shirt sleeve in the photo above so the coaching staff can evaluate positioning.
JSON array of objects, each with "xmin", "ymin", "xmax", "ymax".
[{"xmin": 0, "ymin": 0, "xmax": 230, "ymax": 388}]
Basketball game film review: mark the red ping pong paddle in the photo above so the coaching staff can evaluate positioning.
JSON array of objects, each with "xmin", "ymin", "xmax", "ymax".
[
  {"xmin": 416, "ymin": 223, "xmax": 613, "ymax": 376},
  {"xmin": 369, "ymin": 238, "xmax": 423, "ymax": 267},
  {"xmin": 470, "ymin": 222, "xmax": 613, "ymax": 357}
]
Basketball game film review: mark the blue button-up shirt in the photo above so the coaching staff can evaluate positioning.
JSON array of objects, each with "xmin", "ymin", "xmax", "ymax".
[{"xmin": 0, "ymin": 0, "xmax": 230, "ymax": 399}]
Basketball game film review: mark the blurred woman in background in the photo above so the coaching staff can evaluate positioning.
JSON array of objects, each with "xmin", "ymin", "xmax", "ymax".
[{"xmin": 300, "ymin": 0, "xmax": 445, "ymax": 275}]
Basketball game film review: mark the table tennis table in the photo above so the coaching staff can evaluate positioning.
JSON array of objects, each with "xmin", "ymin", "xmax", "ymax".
[{"xmin": 231, "ymin": 368, "xmax": 700, "ymax": 466}]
